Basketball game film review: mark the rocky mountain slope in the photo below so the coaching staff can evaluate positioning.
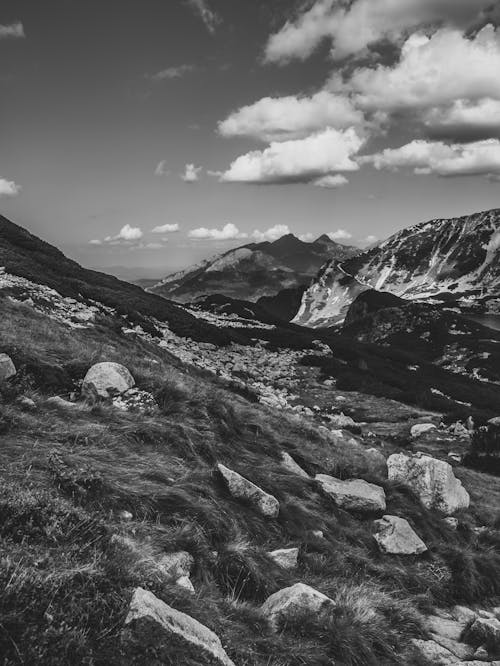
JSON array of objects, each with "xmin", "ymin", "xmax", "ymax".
[
  {"xmin": 151, "ymin": 233, "xmax": 358, "ymax": 303},
  {"xmin": 294, "ymin": 209, "xmax": 500, "ymax": 328}
]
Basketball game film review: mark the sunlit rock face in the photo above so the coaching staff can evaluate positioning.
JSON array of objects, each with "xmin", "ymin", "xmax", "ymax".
[{"xmin": 294, "ymin": 209, "xmax": 500, "ymax": 328}]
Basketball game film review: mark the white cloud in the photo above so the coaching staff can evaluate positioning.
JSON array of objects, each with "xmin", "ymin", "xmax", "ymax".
[
  {"xmin": 154, "ymin": 160, "xmax": 169, "ymax": 176},
  {"xmin": 365, "ymin": 138, "xmax": 500, "ymax": 177},
  {"xmin": 186, "ymin": 0, "xmax": 220, "ymax": 34},
  {"xmin": 151, "ymin": 223, "xmax": 180, "ymax": 233},
  {"xmin": 0, "ymin": 178, "xmax": 21, "ymax": 198},
  {"xmin": 328, "ymin": 229, "xmax": 352, "ymax": 241},
  {"xmin": 264, "ymin": 0, "xmax": 492, "ymax": 63},
  {"xmin": 218, "ymin": 91, "xmax": 364, "ymax": 142},
  {"xmin": 333, "ymin": 26, "xmax": 500, "ymax": 113},
  {"xmin": 313, "ymin": 174, "xmax": 348, "ymax": 188},
  {"xmin": 219, "ymin": 127, "xmax": 364, "ymax": 185},
  {"xmin": 181, "ymin": 163, "xmax": 203, "ymax": 182},
  {"xmin": 89, "ymin": 239, "xmax": 102, "ymax": 245},
  {"xmin": 424, "ymin": 98, "xmax": 500, "ymax": 140},
  {"xmin": 0, "ymin": 22, "xmax": 25, "ymax": 39},
  {"xmin": 114, "ymin": 224, "xmax": 143, "ymax": 241},
  {"xmin": 252, "ymin": 224, "xmax": 290, "ymax": 242},
  {"xmin": 363, "ymin": 235, "xmax": 379, "ymax": 245},
  {"xmin": 188, "ymin": 223, "xmax": 248, "ymax": 241},
  {"xmin": 299, "ymin": 232, "xmax": 314, "ymax": 242},
  {"xmin": 149, "ymin": 64, "xmax": 195, "ymax": 81}
]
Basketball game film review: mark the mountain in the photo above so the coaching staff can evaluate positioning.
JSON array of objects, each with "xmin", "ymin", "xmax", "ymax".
[
  {"xmin": 150, "ymin": 233, "xmax": 359, "ymax": 303},
  {"xmin": 294, "ymin": 209, "xmax": 500, "ymax": 328}
]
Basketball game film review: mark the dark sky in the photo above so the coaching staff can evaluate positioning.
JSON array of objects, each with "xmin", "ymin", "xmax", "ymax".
[{"xmin": 1, "ymin": 0, "xmax": 499, "ymax": 274}]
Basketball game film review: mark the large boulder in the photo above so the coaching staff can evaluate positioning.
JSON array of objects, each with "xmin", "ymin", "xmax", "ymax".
[
  {"xmin": 0, "ymin": 353, "xmax": 16, "ymax": 382},
  {"xmin": 217, "ymin": 464, "xmax": 279, "ymax": 518},
  {"xmin": 122, "ymin": 587, "xmax": 234, "ymax": 665},
  {"xmin": 466, "ymin": 616, "xmax": 500, "ymax": 650},
  {"xmin": 387, "ymin": 453, "xmax": 469, "ymax": 515},
  {"xmin": 261, "ymin": 583, "xmax": 335, "ymax": 631},
  {"xmin": 82, "ymin": 362, "xmax": 135, "ymax": 398},
  {"xmin": 411, "ymin": 639, "xmax": 459, "ymax": 665},
  {"xmin": 374, "ymin": 515, "xmax": 427, "ymax": 555},
  {"xmin": 315, "ymin": 474, "xmax": 386, "ymax": 512}
]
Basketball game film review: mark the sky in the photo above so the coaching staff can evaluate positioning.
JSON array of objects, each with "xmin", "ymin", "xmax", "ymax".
[{"xmin": 1, "ymin": 0, "xmax": 500, "ymax": 277}]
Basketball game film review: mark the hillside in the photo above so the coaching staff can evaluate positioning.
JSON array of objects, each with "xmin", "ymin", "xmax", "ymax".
[
  {"xmin": 293, "ymin": 209, "xmax": 500, "ymax": 328},
  {"xmin": 151, "ymin": 234, "xmax": 358, "ymax": 303}
]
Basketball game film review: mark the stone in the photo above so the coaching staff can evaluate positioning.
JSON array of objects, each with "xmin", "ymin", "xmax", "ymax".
[
  {"xmin": 16, "ymin": 396, "xmax": 36, "ymax": 410},
  {"xmin": 328, "ymin": 413, "xmax": 356, "ymax": 428},
  {"xmin": 267, "ymin": 547, "xmax": 299, "ymax": 569},
  {"xmin": 176, "ymin": 576, "xmax": 195, "ymax": 593},
  {"xmin": 315, "ymin": 474, "xmax": 386, "ymax": 512},
  {"xmin": 473, "ymin": 645, "xmax": 490, "ymax": 660},
  {"xmin": 411, "ymin": 639, "xmax": 458, "ymax": 665},
  {"xmin": 47, "ymin": 396, "xmax": 80, "ymax": 409},
  {"xmin": 0, "ymin": 353, "xmax": 16, "ymax": 382},
  {"xmin": 82, "ymin": 361, "xmax": 135, "ymax": 399},
  {"xmin": 373, "ymin": 515, "xmax": 427, "ymax": 555},
  {"xmin": 429, "ymin": 634, "xmax": 475, "ymax": 660},
  {"xmin": 217, "ymin": 464, "xmax": 279, "ymax": 518},
  {"xmin": 158, "ymin": 551, "xmax": 194, "ymax": 580},
  {"xmin": 311, "ymin": 530, "xmax": 324, "ymax": 539},
  {"xmin": 365, "ymin": 448, "xmax": 388, "ymax": 477},
  {"xmin": 122, "ymin": 587, "xmax": 234, "ymax": 665},
  {"xmin": 410, "ymin": 423, "xmax": 436, "ymax": 438},
  {"xmin": 387, "ymin": 453, "xmax": 470, "ymax": 515},
  {"xmin": 444, "ymin": 517, "xmax": 459, "ymax": 530},
  {"xmin": 280, "ymin": 452, "xmax": 308, "ymax": 478},
  {"xmin": 261, "ymin": 583, "xmax": 335, "ymax": 632},
  {"xmin": 112, "ymin": 388, "xmax": 158, "ymax": 414},
  {"xmin": 118, "ymin": 510, "xmax": 133, "ymax": 522},
  {"xmin": 466, "ymin": 616, "xmax": 500, "ymax": 649}
]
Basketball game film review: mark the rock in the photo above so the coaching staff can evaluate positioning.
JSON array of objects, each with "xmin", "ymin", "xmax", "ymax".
[
  {"xmin": 82, "ymin": 361, "xmax": 135, "ymax": 399},
  {"xmin": 373, "ymin": 515, "xmax": 427, "ymax": 555},
  {"xmin": 387, "ymin": 453, "xmax": 470, "ymax": 515},
  {"xmin": 311, "ymin": 530, "xmax": 324, "ymax": 539},
  {"xmin": 429, "ymin": 634, "xmax": 475, "ymax": 660},
  {"xmin": 112, "ymin": 388, "xmax": 157, "ymax": 414},
  {"xmin": 261, "ymin": 583, "xmax": 335, "ymax": 632},
  {"xmin": 473, "ymin": 645, "xmax": 490, "ymax": 660},
  {"xmin": 176, "ymin": 575, "xmax": 195, "ymax": 593},
  {"xmin": 267, "ymin": 547, "xmax": 299, "ymax": 569},
  {"xmin": 118, "ymin": 510, "xmax": 133, "ymax": 522},
  {"xmin": 452, "ymin": 422, "xmax": 470, "ymax": 439},
  {"xmin": 410, "ymin": 423, "xmax": 436, "ymax": 438},
  {"xmin": 444, "ymin": 517, "xmax": 459, "ymax": 530},
  {"xmin": 466, "ymin": 616, "xmax": 500, "ymax": 650},
  {"xmin": 0, "ymin": 353, "xmax": 16, "ymax": 382},
  {"xmin": 328, "ymin": 413, "xmax": 356, "ymax": 428},
  {"xmin": 280, "ymin": 452, "xmax": 308, "ymax": 478},
  {"xmin": 411, "ymin": 639, "xmax": 458, "ymax": 665},
  {"xmin": 158, "ymin": 551, "xmax": 194, "ymax": 580},
  {"xmin": 47, "ymin": 396, "xmax": 80, "ymax": 409},
  {"xmin": 365, "ymin": 447, "xmax": 388, "ymax": 477},
  {"xmin": 315, "ymin": 474, "xmax": 386, "ymax": 512},
  {"xmin": 16, "ymin": 396, "xmax": 36, "ymax": 410},
  {"xmin": 217, "ymin": 464, "xmax": 279, "ymax": 518},
  {"xmin": 122, "ymin": 587, "xmax": 234, "ymax": 665}
]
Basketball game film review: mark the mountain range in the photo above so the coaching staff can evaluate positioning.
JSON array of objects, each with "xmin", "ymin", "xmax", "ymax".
[
  {"xmin": 150, "ymin": 233, "xmax": 359, "ymax": 303},
  {"xmin": 294, "ymin": 209, "xmax": 500, "ymax": 328}
]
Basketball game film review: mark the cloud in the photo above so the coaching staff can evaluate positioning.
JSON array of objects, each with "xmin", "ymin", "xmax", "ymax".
[
  {"xmin": 91, "ymin": 224, "xmax": 144, "ymax": 246},
  {"xmin": 219, "ymin": 127, "xmax": 364, "ymax": 185},
  {"xmin": 299, "ymin": 232, "xmax": 314, "ymax": 241},
  {"xmin": 88, "ymin": 239, "xmax": 102, "ymax": 245},
  {"xmin": 151, "ymin": 223, "xmax": 180, "ymax": 233},
  {"xmin": 264, "ymin": 0, "xmax": 492, "ymax": 63},
  {"xmin": 218, "ymin": 91, "xmax": 364, "ymax": 142},
  {"xmin": 0, "ymin": 178, "xmax": 21, "ymax": 198},
  {"xmin": 424, "ymin": 98, "xmax": 500, "ymax": 141},
  {"xmin": 363, "ymin": 235, "xmax": 379, "ymax": 245},
  {"xmin": 332, "ymin": 26, "xmax": 500, "ymax": 113},
  {"xmin": 149, "ymin": 64, "xmax": 195, "ymax": 81},
  {"xmin": 154, "ymin": 160, "xmax": 169, "ymax": 176},
  {"xmin": 186, "ymin": 0, "xmax": 220, "ymax": 34},
  {"xmin": 188, "ymin": 223, "xmax": 248, "ymax": 241},
  {"xmin": 327, "ymin": 229, "xmax": 352, "ymax": 241},
  {"xmin": 181, "ymin": 163, "xmax": 203, "ymax": 182},
  {"xmin": 312, "ymin": 174, "xmax": 349, "ymax": 188},
  {"xmin": 0, "ymin": 22, "xmax": 25, "ymax": 39},
  {"xmin": 364, "ymin": 138, "xmax": 500, "ymax": 177},
  {"xmin": 252, "ymin": 224, "xmax": 290, "ymax": 242}
]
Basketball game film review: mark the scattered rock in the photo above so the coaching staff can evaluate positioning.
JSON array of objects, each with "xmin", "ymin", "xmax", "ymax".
[
  {"xmin": 176, "ymin": 576, "xmax": 195, "ymax": 593},
  {"xmin": 365, "ymin": 447, "xmax": 388, "ymax": 477},
  {"xmin": 315, "ymin": 474, "xmax": 386, "ymax": 512},
  {"xmin": 473, "ymin": 645, "xmax": 490, "ymax": 660},
  {"xmin": 261, "ymin": 583, "xmax": 335, "ymax": 632},
  {"xmin": 16, "ymin": 396, "xmax": 36, "ymax": 410},
  {"xmin": 373, "ymin": 515, "xmax": 427, "ymax": 555},
  {"xmin": 411, "ymin": 639, "xmax": 458, "ymax": 665},
  {"xmin": 328, "ymin": 412, "xmax": 356, "ymax": 428},
  {"xmin": 82, "ymin": 361, "xmax": 135, "ymax": 399},
  {"xmin": 410, "ymin": 423, "xmax": 436, "ymax": 438},
  {"xmin": 267, "ymin": 547, "xmax": 299, "ymax": 569},
  {"xmin": 311, "ymin": 530, "xmax": 324, "ymax": 539},
  {"xmin": 118, "ymin": 510, "xmax": 133, "ymax": 522},
  {"xmin": 280, "ymin": 452, "xmax": 308, "ymax": 478},
  {"xmin": 429, "ymin": 634, "xmax": 475, "ymax": 660},
  {"xmin": 158, "ymin": 551, "xmax": 194, "ymax": 580},
  {"xmin": 387, "ymin": 452, "xmax": 470, "ymax": 515},
  {"xmin": 0, "ymin": 353, "xmax": 16, "ymax": 382},
  {"xmin": 112, "ymin": 388, "xmax": 157, "ymax": 414},
  {"xmin": 444, "ymin": 517, "xmax": 459, "ymax": 530},
  {"xmin": 47, "ymin": 396, "xmax": 80, "ymax": 409},
  {"xmin": 466, "ymin": 616, "xmax": 500, "ymax": 650},
  {"xmin": 217, "ymin": 464, "xmax": 279, "ymax": 518},
  {"xmin": 122, "ymin": 587, "xmax": 234, "ymax": 665}
]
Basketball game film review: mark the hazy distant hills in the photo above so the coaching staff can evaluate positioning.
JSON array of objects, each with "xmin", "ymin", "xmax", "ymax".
[
  {"xmin": 294, "ymin": 209, "xmax": 500, "ymax": 327},
  {"xmin": 150, "ymin": 233, "xmax": 359, "ymax": 303}
]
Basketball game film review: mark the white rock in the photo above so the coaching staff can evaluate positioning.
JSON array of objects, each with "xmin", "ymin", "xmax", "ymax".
[
  {"xmin": 217, "ymin": 464, "xmax": 279, "ymax": 518},
  {"xmin": 47, "ymin": 396, "xmax": 80, "ymax": 409},
  {"xmin": 280, "ymin": 452, "xmax": 308, "ymax": 478},
  {"xmin": 82, "ymin": 361, "xmax": 135, "ymax": 398},
  {"xmin": 315, "ymin": 474, "xmax": 386, "ymax": 512},
  {"xmin": 374, "ymin": 515, "xmax": 427, "ymax": 555},
  {"xmin": 176, "ymin": 575, "xmax": 195, "ymax": 593},
  {"xmin": 0, "ymin": 353, "xmax": 16, "ymax": 382},
  {"xmin": 267, "ymin": 547, "xmax": 299, "ymax": 569},
  {"xmin": 122, "ymin": 588, "xmax": 234, "ymax": 665},
  {"xmin": 387, "ymin": 453, "xmax": 470, "ymax": 516},
  {"xmin": 261, "ymin": 583, "xmax": 334, "ymax": 632},
  {"xmin": 328, "ymin": 412, "xmax": 356, "ymax": 428},
  {"xmin": 411, "ymin": 639, "xmax": 458, "ymax": 665},
  {"xmin": 410, "ymin": 423, "xmax": 436, "ymax": 438}
]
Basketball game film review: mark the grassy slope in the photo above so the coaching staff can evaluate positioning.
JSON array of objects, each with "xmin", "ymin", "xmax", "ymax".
[{"xmin": 1, "ymin": 299, "xmax": 500, "ymax": 665}]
